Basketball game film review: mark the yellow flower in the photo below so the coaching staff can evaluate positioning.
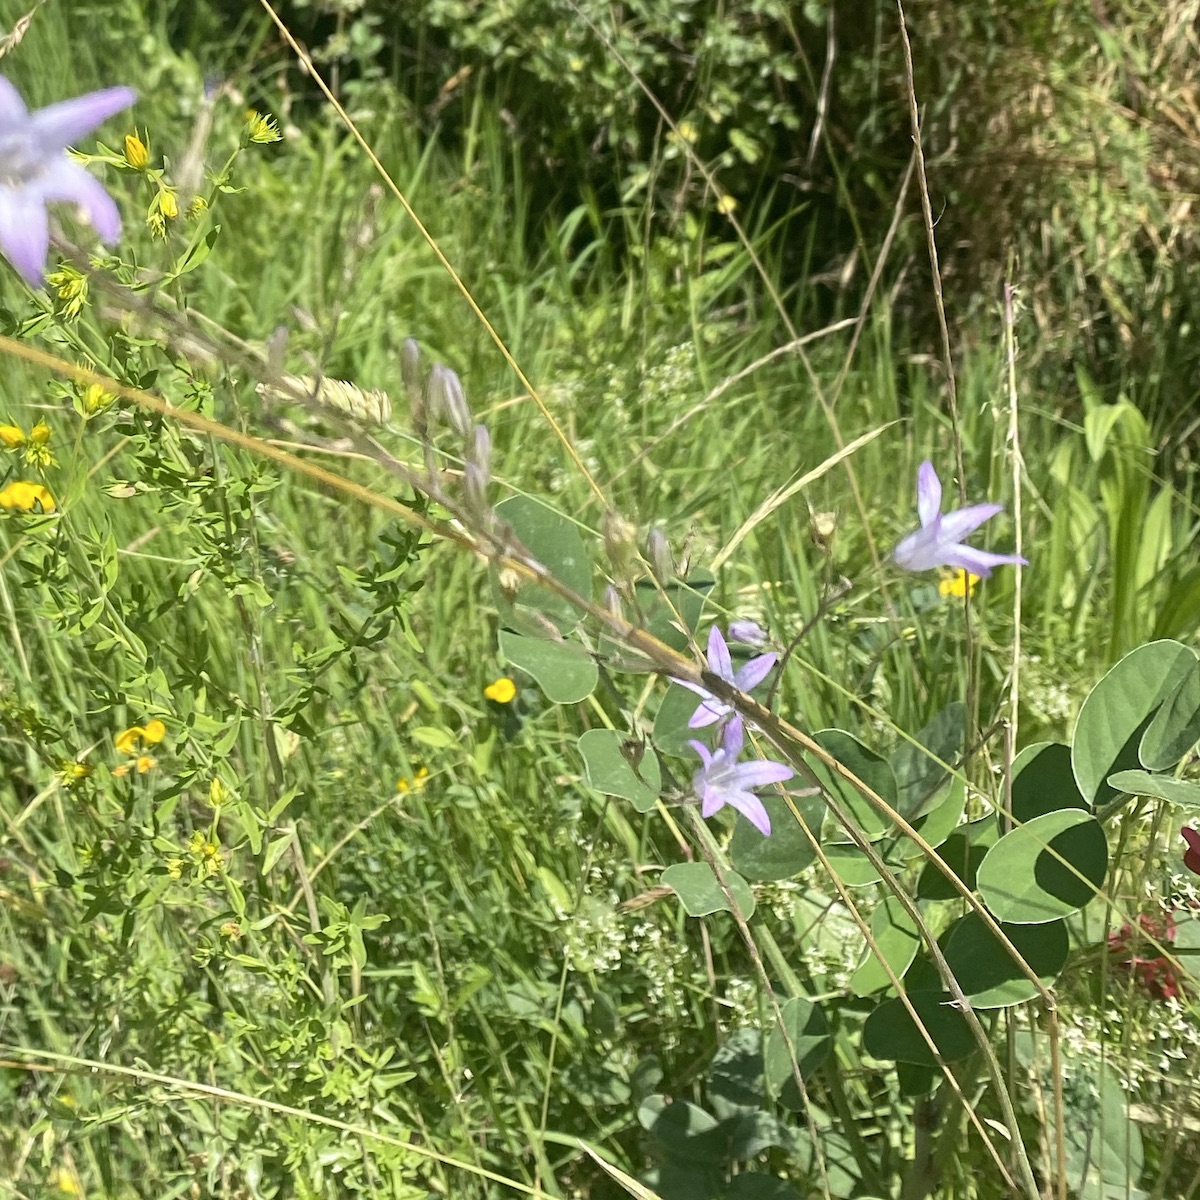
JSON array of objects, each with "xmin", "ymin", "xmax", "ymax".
[
  {"xmin": 716, "ymin": 193, "xmax": 738, "ymax": 215},
  {"xmin": 938, "ymin": 569, "xmax": 981, "ymax": 599},
  {"xmin": 158, "ymin": 186, "xmax": 178, "ymax": 220},
  {"xmin": 22, "ymin": 420, "xmax": 55, "ymax": 468},
  {"xmin": 114, "ymin": 725, "xmax": 145, "ymax": 754},
  {"xmin": 135, "ymin": 754, "xmax": 156, "ymax": 774},
  {"xmin": 29, "ymin": 420, "xmax": 50, "ymax": 444},
  {"xmin": 123, "ymin": 131, "xmax": 149, "ymax": 170},
  {"xmin": 209, "ymin": 777, "xmax": 228, "ymax": 806},
  {"xmin": 81, "ymin": 383, "xmax": 116, "ymax": 415},
  {"xmin": 484, "ymin": 677, "xmax": 517, "ymax": 704},
  {"xmin": 186, "ymin": 195, "xmax": 208, "ymax": 220},
  {"xmin": 676, "ymin": 120, "xmax": 699, "ymax": 144},
  {"xmin": 58, "ymin": 760, "xmax": 93, "ymax": 787},
  {"xmin": 396, "ymin": 766, "xmax": 430, "ymax": 793},
  {"xmin": 165, "ymin": 856, "xmax": 184, "ymax": 879},
  {"xmin": 245, "ymin": 110, "xmax": 282, "ymax": 144},
  {"xmin": 0, "ymin": 480, "xmax": 55, "ymax": 512},
  {"xmin": 142, "ymin": 718, "xmax": 166, "ymax": 744},
  {"xmin": 45, "ymin": 266, "xmax": 88, "ymax": 319},
  {"xmin": 0, "ymin": 424, "xmax": 25, "ymax": 448}
]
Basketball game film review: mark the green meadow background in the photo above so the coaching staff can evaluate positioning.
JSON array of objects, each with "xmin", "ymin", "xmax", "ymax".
[{"xmin": 1, "ymin": 1, "xmax": 1199, "ymax": 1197}]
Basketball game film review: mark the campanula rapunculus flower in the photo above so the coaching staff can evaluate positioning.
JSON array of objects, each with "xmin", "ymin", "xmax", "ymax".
[
  {"xmin": 674, "ymin": 625, "xmax": 777, "ymax": 729},
  {"xmin": 893, "ymin": 461, "xmax": 1027, "ymax": 578},
  {"xmin": 0, "ymin": 76, "xmax": 135, "ymax": 286},
  {"xmin": 690, "ymin": 716, "xmax": 793, "ymax": 837}
]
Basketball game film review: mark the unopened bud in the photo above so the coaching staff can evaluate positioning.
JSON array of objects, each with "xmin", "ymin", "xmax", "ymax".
[
  {"xmin": 123, "ymin": 132, "xmax": 149, "ymax": 170},
  {"xmin": 729, "ymin": 619, "xmax": 768, "ymax": 648},
  {"xmin": 471, "ymin": 424, "xmax": 491, "ymax": 478},
  {"xmin": 647, "ymin": 527, "xmax": 673, "ymax": 582},
  {"xmin": 430, "ymin": 364, "xmax": 471, "ymax": 440},
  {"xmin": 402, "ymin": 338, "xmax": 425, "ymax": 430},
  {"xmin": 603, "ymin": 511, "xmax": 638, "ymax": 579},
  {"xmin": 463, "ymin": 462, "xmax": 490, "ymax": 520},
  {"xmin": 603, "ymin": 584, "xmax": 624, "ymax": 621}
]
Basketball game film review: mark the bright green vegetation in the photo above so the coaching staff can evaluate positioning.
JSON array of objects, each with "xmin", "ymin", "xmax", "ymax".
[{"xmin": 2, "ymin": 2, "xmax": 1199, "ymax": 1198}]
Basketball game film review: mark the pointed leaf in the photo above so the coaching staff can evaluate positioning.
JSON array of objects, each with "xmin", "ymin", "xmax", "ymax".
[{"xmin": 662, "ymin": 861, "xmax": 755, "ymax": 918}]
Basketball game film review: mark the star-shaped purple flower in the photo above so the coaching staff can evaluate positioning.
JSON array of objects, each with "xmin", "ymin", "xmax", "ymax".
[
  {"xmin": 674, "ymin": 625, "xmax": 777, "ymax": 729},
  {"xmin": 893, "ymin": 461, "xmax": 1028, "ymax": 578},
  {"xmin": 0, "ymin": 76, "xmax": 135, "ymax": 286},
  {"xmin": 690, "ymin": 716, "xmax": 793, "ymax": 837}
]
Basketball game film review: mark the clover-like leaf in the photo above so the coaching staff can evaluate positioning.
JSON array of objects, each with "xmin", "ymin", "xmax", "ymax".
[
  {"xmin": 578, "ymin": 729, "xmax": 661, "ymax": 813},
  {"xmin": 498, "ymin": 630, "xmax": 597, "ymax": 703}
]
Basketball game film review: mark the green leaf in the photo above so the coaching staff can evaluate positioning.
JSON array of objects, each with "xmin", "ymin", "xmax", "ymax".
[
  {"xmin": 892, "ymin": 702, "xmax": 965, "ymax": 817},
  {"xmin": 977, "ymin": 810, "xmax": 1108, "ymax": 923},
  {"xmin": 494, "ymin": 495, "xmax": 592, "ymax": 633},
  {"xmin": 638, "ymin": 1096, "xmax": 726, "ymax": 1167},
  {"xmin": 262, "ymin": 829, "xmax": 295, "ymax": 876},
  {"xmin": 822, "ymin": 836, "xmax": 907, "ymax": 887},
  {"xmin": 630, "ymin": 572, "xmax": 715, "ymax": 657},
  {"xmin": 812, "ymin": 728, "xmax": 898, "ymax": 841},
  {"xmin": 410, "ymin": 725, "xmax": 455, "ymax": 749},
  {"xmin": 661, "ymin": 862, "xmax": 755, "ymax": 918},
  {"xmin": 653, "ymin": 681, "xmax": 705, "ymax": 757},
  {"xmin": 498, "ymin": 630, "xmax": 597, "ymax": 703},
  {"xmin": 862, "ymin": 991, "xmax": 974, "ymax": 1066},
  {"xmin": 916, "ymin": 826, "xmax": 991, "ymax": 900},
  {"xmin": 1072, "ymin": 640, "xmax": 1195, "ymax": 807},
  {"xmin": 1010, "ymin": 742, "xmax": 1087, "ymax": 824},
  {"xmin": 905, "ymin": 777, "xmax": 966, "ymax": 853},
  {"xmin": 942, "ymin": 912, "xmax": 1068, "ymax": 1007},
  {"xmin": 763, "ymin": 996, "xmax": 832, "ymax": 1107},
  {"xmin": 578, "ymin": 729, "xmax": 662, "ymax": 813},
  {"xmin": 1107, "ymin": 770, "xmax": 1200, "ymax": 807},
  {"xmin": 171, "ymin": 224, "xmax": 221, "ymax": 277},
  {"xmin": 730, "ymin": 791, "xmax": 823, "ymax": 881},
  {"xmin": 1140, "ymin": 656, "xmax": 1200, "ymax": 771},
  {"xmin": 850, "ymin": 894, "xmax": 921, "ymax": 997}
]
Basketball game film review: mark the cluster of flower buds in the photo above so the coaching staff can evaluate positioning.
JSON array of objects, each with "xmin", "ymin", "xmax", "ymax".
[{"xmin": 401, "ymin": 338, "xmax": 493, "ymax": 527}]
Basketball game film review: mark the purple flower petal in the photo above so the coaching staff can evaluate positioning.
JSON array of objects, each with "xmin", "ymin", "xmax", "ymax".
[
  {"xmin": 688, "ymin": 739, "xmax": 713, "ymax": 769},
  {"xmin": 733, "ymin": 651, "xmax": 777, "ymax": 693},
  {"xmin": 706, "ymin": 624, "xmax": 733, "ymax": 681},
  {"xmin": 687, "ymin": 699, "xmax": 728, "ymax": 728},
  {"xmin": 728, "ymin": 619, "xmax": 768, "ymax": 648},
  {"xmin": 673, "ymin": 678, "xmax": 712, "ymax": 698},
  {"xmin": 937, "ymin": 502, "xmax": 1004, "ymax": 545},
  {"xmin": 893, "ymin": 525, "xmax": 943, "ymax": 572},
  {"xmin": 916, "ymin": 461, "xmax": 942, "ymax": 528},
  {"xmin": 942, "ymin": 544, "xmax": 1027, "ymax": 579},
  {"xmin": 30, "ymin": 85, "xmax": 136, "ymax": 151},
  {"xmin": 0, "ymin": 190, "xmax": 49, "ymax": 285},
  {"xmin": 725, "ymin": 791, "xmax": 772, "ymax": 836},
  {"xmin": 0, "ymin": 76, "xmax": 27, "ymax": 123},
  {"xmin": 720, "ymin": 716, "xmax": 745, "ymax": 758},
  {"xmin": 40, "ymin": 158, "xmax": 122, "ymax": 241},
  {"xmin": 728, "ymin": 760, "xmax": 794, "ymax": 789}
]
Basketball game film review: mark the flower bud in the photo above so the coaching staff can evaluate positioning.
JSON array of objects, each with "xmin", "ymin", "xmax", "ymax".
[
  {"xmin": 463, "ymin": 462, "xmax": 490, "ymax": 520},
  {"xmin": 401, "ymin": 338, "xmax": 425, "ymax": 431},
  {"xmin": 602, "ymin": 584, "xmax": 624, "ymax": 621},
  {"xmin": 728, "ymin": 619, "xmax": 768, "ymax": 648},
  {"xmin": 123, "ymin": 132, "xmax": 149, "ymax": 170},
  {"xmin": 471, "ymin": 424, "xmax": 491, "ymax": 479},
  {"xmin": 603, "ymin": 511, "xmax": 638, "ymax": 579},
  {"xmin": 430, "ymin": 363, "xmax": 471, "ymax": 440},
  {"xmin": 647, "ymin": 527, "xmax": 673, "ymax": 583}
]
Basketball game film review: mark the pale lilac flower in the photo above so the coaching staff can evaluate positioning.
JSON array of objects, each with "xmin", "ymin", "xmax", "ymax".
[
  {"xmin": 0, "ymin": 77, "xmax": 135, "ymax": 286},
  {"xmin": 893, "ymin": 461, "xmax": 1028, "ymax": 578},
  {"xmin": 690, "ymin": 716, "xmax": 793, "ymax": 837},
  {"xmin": 728, "ymin": 619, "xmax": 768, "ymax": 648},
  {"xmin": 674, "ymin": 625, "xmax": 777, "ymax": 729}
]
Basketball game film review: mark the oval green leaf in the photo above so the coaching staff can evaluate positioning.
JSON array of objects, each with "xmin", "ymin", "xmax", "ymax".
[
  {"xmin": 578, "ymin": 729, "xmax": 661, "ymax": 813},
  {"xmin": 812, "ymin": 728, "xmax": 898, "ymax": 841},
  {"xmin": 730, "ymin": 792, "xmax": 823, "ymax": 881},
  {"xmin": 764, "ymin": 996, "xmax": 832, "ymax": 1108},
  {"xmin": 1107, "ymin": 770, "xmax": 1200, "ymax": 808},
  {"xmin": 862, "ymin": 992, "xmax": 974, "ymax": 1066},
  {"xmin": 1072, "ymin": 640, "xmax": 1195, "ymax": 807},
  {"xmin": 850, "ymin": 894, "xmax": 921, "ymax": 997},
  {"xmin": 661, "ymin": 861, "xmax": 755, "ymax": 919},
  {"xmin": 1011, "ymin": 741, "xmax": 1087, "ymax": 824},
  {"xmin": 1140, "ymin": 656, "xmax": 1200, "ymax": 771},
  {"xmin": 498, "ymin": 630, "xmax": 597, "ymax": 703},
  {"xmin": 942, "ymin": 912, "xmax": 1069, "ymax": 1008},
  {"xmin": 977, "ymin": 809, "xmax": 1108, "ymax": 924},
  {"xmin": 494, "ymin": 495, "xmax": 592, "ymax": 633}
]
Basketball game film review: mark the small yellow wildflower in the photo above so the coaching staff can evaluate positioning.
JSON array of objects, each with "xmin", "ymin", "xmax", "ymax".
[
  {"xmin": 22, "ymin": 419, "xmax": 55, "ymax": 468},
  {"xmin": 58, "ymin": 760, "xmax": 93, "ymax": 787},
  {"xmin": 188, "ymin": 830, "xmax": 223, "ymax": 877},
  {"xmin": 186, "ymin": 194, "xmax": 208, "ymax": 220},
  {"xmin": 112, "ymin": 761, "xmax": 132, "ymax": 777},
  {"xmin": 142, "ymin": 718, "xmax": 166, "ymax": 744},
  {"xmin": 484, "ymin": 677, "xmax": 517, "ymax": 704},
  {"xmin": 0, "ymin": 424, "xmax": 25, "ymax": 448},
  {"xmin": 81, "ymin": 383, "xmax": 116, "ymax": 415},
  {"xmin": 158, "ymin": 186, "xmax": 179, "ymax": 220},
  {"xmin": 938, "ymin": 569, "xmax": 981, "ymax": 600},
  {"xmin": 114, "ymin": 725, "xmax": 144, "ymax": 754},
  {"xmin": 0, "ymin": 480, "xmax": 55, "ymax": 512},
  {"xmin": 29, "ymin": 420, "xmax": 50, "ymax": 444},
  {"xmin": 396, "ymin": 766, "xmax": 430, "ymax": 793},
  {"xmin": 209, "ymin": 777, "xmax": 228, "ymax": 806},
  {"xmin": 135, "ymin": 754, "xmax": 156, "ymax": 774},
  {"xmin": 219, "ymin": 920, "xmax": 241, "ymax": 939},
  {"xmin": 45, "ymin": 266, "xmax": 88, "ymax": 319},
  {"xmin": 165, "ymin": 856, "xmax": 184, "ymax": 880},
  {"xmin": 245, "ymin": 110, "xmax": 282, "ymax": 144},
  {"xmin": 123, "ymin": 131, "xmax": 149, "ymax": 170},
  {"xmin": 676, "ymin": 120, "xmax": 699, "ymax": 144},
  {"xmin": 716, "ymin": 193, "xmax": 738, "ymax": 215}
]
